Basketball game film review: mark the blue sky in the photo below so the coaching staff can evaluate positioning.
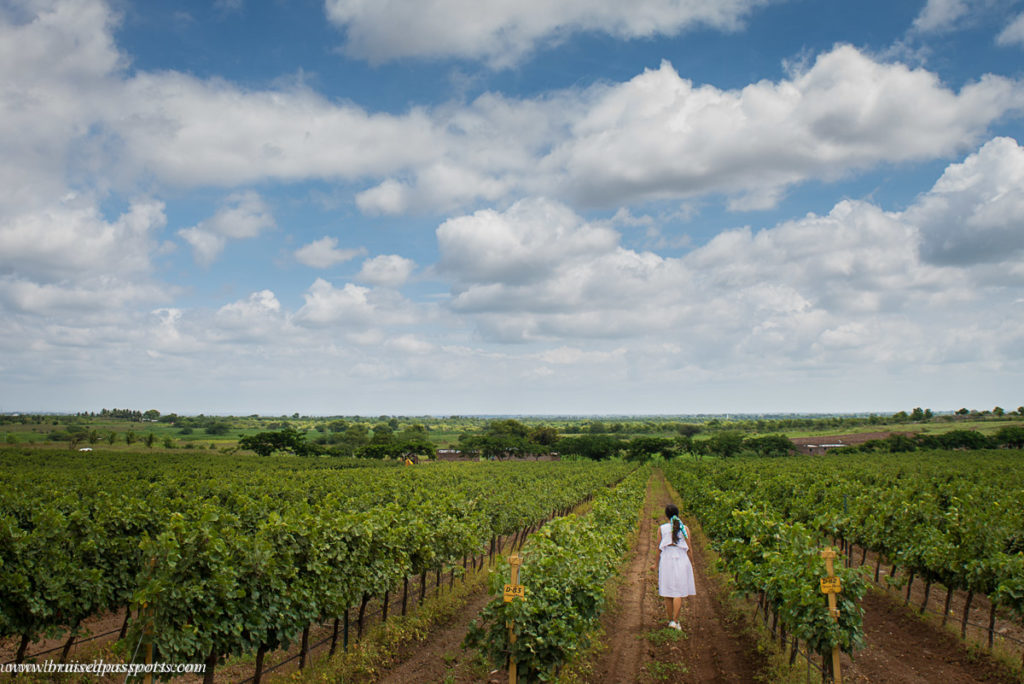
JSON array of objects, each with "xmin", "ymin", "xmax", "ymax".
[{"xmin": 2, "ymin": 0, "xmax": 1023, "ymax": 415}]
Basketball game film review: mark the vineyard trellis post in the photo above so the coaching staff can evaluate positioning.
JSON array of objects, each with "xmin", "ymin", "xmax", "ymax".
[
  {"xmin": 504, "ymin": 553, "xmax": 525, "ymax": 684},
  {"xmin": 820, "ymin": 547, "xmax": 842, "ymax": 684}
]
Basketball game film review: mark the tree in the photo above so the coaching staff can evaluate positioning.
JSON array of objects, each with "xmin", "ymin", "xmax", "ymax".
[
  {"xmin": 238, "ymin": 428, "xmax": 314, "ymax": 457},
  {"xmin": 357, "ymin": 442, "xmax": 405, "ymax": 459},
  {"xmin": 107, "ymin": 432, "xmax": 117, "ymax": 445},
  {"xmin": 707, "ymin": 431, "xmax": 745, "ymax": 458},
  {"xmin": 528, "ymin": 426, "xmax": 559, "ymax": 447},
  {"xmin": 993, "ymin": 406, "xmax": 1005, "ymax": 417},
  {"xmin": 205, "ymin": 422, "xmax": 231, "ymax": 436},
  {"xmin": 743, "ymin": 434, "xmax": 793, "ymax": 458},
  {"xmin": 143, "ymin": 409, "xmax": 161, "ymax": 421},
  {"xmin": 459, "ymin": 420, "xmax": 535, "ymax": 458},
  {"xmin": 995, "ymin": 426, "xmax": 1024, "ymax": 449},
  {"xmin": 371, "ymin": 424, "xmax": 394, "ymax": 443},
  {"xmin": 676, "ymin": 424, "xmax": 702, "ymax": 438},
  {"xmin": 626, "ymin": 437, "xmax": 675, "ymax": 461},
  {"xmin": 145, "ymin": 433, "xmax": 156, "ymax": 448},
  {"xmin": 555, "ymin": 435, "xmax": 621, "ymax": 460}
]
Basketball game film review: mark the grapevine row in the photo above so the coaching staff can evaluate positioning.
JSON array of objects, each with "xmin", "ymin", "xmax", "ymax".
[
  {"xmin": 666, "ymin": 450, "xmax": 1024, "ymax": 668},
  {"xmin": 0, "ymin": 450, "xmax": 631, "ymax": 678},
  {"xmin": 662, "ymin": 460, "xmax": 869, "ymax": 673},
  {"xmin": 466, "ymin": 466, "xmax": 650, "ymax": 681}
]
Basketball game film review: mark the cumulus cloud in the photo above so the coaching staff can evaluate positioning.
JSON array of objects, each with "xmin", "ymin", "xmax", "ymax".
[
  {"xmin": 294, "ymin": 237, "xmax": 366, "ymax": 268},
  {"xmin": 0, "ymin": 275, "xmax": 168, "ymax": 314},
  {"xmin": 437, "ymin": 198, "xmax": 619, "ymax": 287},
  {"xmin": 359, "ymin": 45, "xmax": 1024, "ymax": 213},
  {"xmin": 908, "ymin": 136, "xmax": 1024, "ymax": 266},
  {"xmin": 912, "ymin": 0, "xmax": 970, "ymax": 33},
  {"xmin": 433, "ymin": 165, "xmax": 1010, "ymax": 367},
  {"xmin": 357, "ymin": 254, "xmax": 416, "ymax": 287},
  {"xmin": 549, "ymin": 47, "xmax": 1024, "ymax": 207},
  {"xmin": 997, "ymin": 13, "xmax": 1024, "ymax": 46},
  {"xmin": 213, "ymin": 290, "xmax": 284, "ymax": 342},
  {"xmin": 178, "ymin": 191, "xmax": 274, "ymax": 265},
  {"xmin": 292, "ymin": 277, "xmax": 418, "ymax": 328},
  {"xmin": 0, "ymin": 197, "xmax": 165, "ymax": 281},
  {"xmin": 324, "ymin": 0, "xmax": 776, "ymax": 67},
  {"xmin": 0, "ymin": 0, "xmax": 124, "ymax": 216},
  {"xmin": 7, "ymin": 1, "xmax": 1022, "ymax": 219}
]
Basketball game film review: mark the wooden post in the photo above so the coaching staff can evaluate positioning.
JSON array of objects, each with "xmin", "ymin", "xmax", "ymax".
[
  {"xmin": 143, "ymin": 616, "xmax": 153, "ymax": 684},
  {"xmin": 505, "ymin": 554, "xmax": 524, "ymax": 684},
  {"xmin": 299, "ymin": 625, "xmax": 309, "ymax": 670},
  {"xmin": 144, "ymin": 557, "xmax": 156, "ymax": 684},
  {"xmin": 820, "ymin": 547, "xmax": 843, "ymax": 684},
  {"xmin": 960, "ymin": 591, "xmax": 973, "ymax": 639},
  {"xmin": 254, "ymin": 644, "xmax": 267, "ymax": 684}
]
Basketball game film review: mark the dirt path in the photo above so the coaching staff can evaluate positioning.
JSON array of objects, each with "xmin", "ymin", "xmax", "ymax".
[
  {"xmin": 376, "ymin": 590, "xmax": 495, "ymax": 684},
  {"xmin": 843, "ymin": 590, "xmax": 1021, "ymax": 683},
  {"xmin": 588, "ymin": 474, "xmax": 659, "ymax": 682},
  {"xmin": 676, "ymin": 521, "xmax": 767, "ymax": 684},
  {"xmin": 589, "ymin": 471, "xmax": 766, "ymax": 684}
]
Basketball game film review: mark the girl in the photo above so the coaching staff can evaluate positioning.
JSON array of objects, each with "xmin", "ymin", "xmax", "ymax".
[{"xmin": 658, "ymin": 503, "xmax": 696, "ymax": 629}]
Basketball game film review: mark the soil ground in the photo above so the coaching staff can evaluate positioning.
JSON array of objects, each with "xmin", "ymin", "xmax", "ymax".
[
  {"xmin": 588, "ymin": 470, "xmax": 767, "ymax": 683},
  {"xmin": 6, "ymin": 470, "xmax": 1023, "ymax": 683}
]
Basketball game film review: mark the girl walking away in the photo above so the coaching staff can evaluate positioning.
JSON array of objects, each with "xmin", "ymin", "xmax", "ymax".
[{"xmin": 658, "ymin": 503, "xmax": 696, "ymax": 630}]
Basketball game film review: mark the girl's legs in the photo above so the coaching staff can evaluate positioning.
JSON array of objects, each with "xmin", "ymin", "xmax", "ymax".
[
  {"xmin": 663, "ymin": 597, "xmax": 674, "ymax": 622},
  {"xmin": 671, "ymin": 597, "xmax": 682, "ymax": 622}
]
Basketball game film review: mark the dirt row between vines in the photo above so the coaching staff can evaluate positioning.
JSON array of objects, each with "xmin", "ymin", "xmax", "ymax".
[
  {"xmin": 588, "ymin": 470, "xmax": 767, "ymax": 683},
  {"xmin": 370, "ymin": 470, "xmax": 770, "ymax": 684},
  {"xmin": 370, "ymin": 469, "xmax": 1023, "ymax": 684}
]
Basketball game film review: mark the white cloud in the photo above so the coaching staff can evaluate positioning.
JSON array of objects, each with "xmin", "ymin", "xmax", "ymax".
[
  {"xmin": 357, "ymin": 254, "xmax": 416, "ymax": 287},
  {"xmin": 178, "ymin": 191, "xmax": 274, "ymax": 265},
  {"xmin": 7, "ymin": 1, "xmax": 1021, "ymax": 220},
  {"xmin": 356, "ymin": 45, "xmax": 1024, "ymax": 214},
  {"xmin": 292, "ymin": 277, "xmax": 418, "ymax": 328},
  {"xmin": 324, "ymin": 0, "xmax": 776, "ymax": 67},
  {"xmin": 212, "ymin": 290, "xmax": 285, "ymax": 342},
  {"xmin": 177, "ymin": 228, "xmax": 228, "ymax": 268},
  {"xmin": 432, "ymin": 175, "xmax": 996, "ymax": 367},
  {"xmin": 385, "ymin": 334, "xmax": 434, "ymax": 354},
  {"xmin": 549, "ymin": 47, "xmax": 1024, "ymax": 208},
  {"xmin": 997, "ymin": 13, "xmax": 1024, "ymax": 46},
  {"xmin": 0, "ymin": 275, "xmax": 168, "ymax": 314},
  {"xmin": 294, "ymin": 237, "xmax": 366, "ymax": 268},
  {"xmin": 293, "ymin": 278, "xmax": 376, "ymax": 327},
  {"xmin": 437, "ymin": 197, "xmax": 619, "ymax": 286},
  {"xmin": 0, "ymin": 0, "xmax": 124, "ymax": 216},
  {"xmin": 912, "ymin": 0, "xmax": 969, "ymax": 33},
  {"xmin": 908, "ymin": 136, "xmax": 1024, "ymax": 266},
  {"xmin": 0, "ymin": 197, "xmax": 166, "ymax": 282}
]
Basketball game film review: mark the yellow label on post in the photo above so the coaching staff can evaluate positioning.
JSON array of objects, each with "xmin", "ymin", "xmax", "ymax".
[
  {"xmin": 820, "ymin": 576, "xmax": 841, "ymax": 593},
  {"xmin": 503, "ymin": 583, "xmax": 525, "ymax": 602}
]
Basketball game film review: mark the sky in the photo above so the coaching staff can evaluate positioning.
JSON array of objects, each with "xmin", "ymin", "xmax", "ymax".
[{"xmin": 1, "ymin": 0, "xmax": 1023, "ymax": 416}]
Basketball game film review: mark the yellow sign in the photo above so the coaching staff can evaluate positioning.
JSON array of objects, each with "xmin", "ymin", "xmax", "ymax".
[
  {"xmin": 503, "ymin": 583, "xmax": 525, "ymax": 602},
  {"xmin": 820, "ymin": 576, "xmax": 842, "ymax": 594}
]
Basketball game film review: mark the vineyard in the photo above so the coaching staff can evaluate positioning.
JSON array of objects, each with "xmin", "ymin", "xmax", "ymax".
[
  {"xmin": 665, "ymin": 449, "xmax": 1024, "ymax": 679},
  {"xmin": 2, "ymin": 445, "xmax": 1024, "ymax": 683},
  {"xmin": 0, "ymin": 450, "xmax": 633, "ymax": 680}
]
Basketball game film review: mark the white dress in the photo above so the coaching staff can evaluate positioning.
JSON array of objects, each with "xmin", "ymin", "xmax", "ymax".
[{"xmin": 658, "ymin": 522, "xmax": 696, "ymax": 598}]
